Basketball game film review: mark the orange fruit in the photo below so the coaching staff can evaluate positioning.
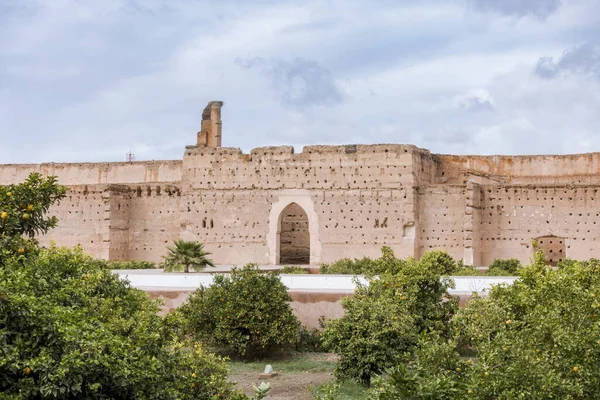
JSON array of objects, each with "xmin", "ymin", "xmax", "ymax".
[
  {"xmin": 0, "ymin": 211, "xmax": 7, "ymax": 219},
  {"xmin": 25, "ymin": 367, "xmax": 31, "ymax": 375},
  {"xmin": 22, "ymin": 213, "xmax": 30, "ymax": 220},
  {"xmin": 27, "ymin": 204, "xmax": 34, "ymax": 211},
  {"xmin": 17, "ymin": 248, "xmax": 25, "ymax": 254}
]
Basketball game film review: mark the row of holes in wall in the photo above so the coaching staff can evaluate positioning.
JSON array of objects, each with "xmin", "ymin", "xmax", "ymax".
[
  {"xmin": 54, "ymin": 185, "xmax": 600, "ymax": 261},
  {"xmin": 482, "ymin": 188, "xmax": 600, "ymax": 240},
  {"xmin": 181, "ymin": 197, "xmax": 416, "ymax": 244},
  {"xmin": 187, "ymin": 163, "xmax": 415, "ymax": 189},
  {"xmin": 186, "ymin": 146, "xmax": 418, "ymax": 157}
]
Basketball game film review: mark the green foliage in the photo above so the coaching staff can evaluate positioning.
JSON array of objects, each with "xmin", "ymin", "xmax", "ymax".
[
  {"xmin": 418, "ymin": 251, "xmax": 457, "ymax": 275},
  {"xmin": 321, "ymin": 279, "xmax": 417, "ymax": 386},
  {"xmin": 557, "ymin": 258, "xmax": 600, "ymax": 269},
  {"xmin": 161, "ymin": 239, "xmax": 215, "ymax": 273},
  {"xmin": 368, "ymin": 333, "xmax": 469, "ymax": 400},
  {"xmin": 321, "ymin": 254, "xmax": 458, "ymax": 386},
  {"xmin": 460, "ymin": 260, "xmax": 600, "ymax": 398},
  {"xmin": 375, "ymin": 260, "xmax": 600, "ymax": 399},
  {"xmin": 319, "ymin": 249, "xmax": 524, "ymax": 277},
  {"xmin": 450, "ymin": 260, "xmax": 483, "ymax": 276},
  {"xmin": 451, "ymin": 267, "xmax": 484, "ymax": 276},
  {"xmin": 179, "ymin": 264, "xmax": 300, "ymax": 358},
  {"xmin": 296, "ymin": 323, "xmax": 326, "ymax": 353},
  {"xmin": 320, "ymin": 256, "xmax": 376, "ymax": 275},
  {"xmin": 312, "ymin": 380, "xmax": 369, "ymax": 400},
  {"xmin": 313, "ymin": 382, "xmax": 341, "ymax": 400},
  {"xmin": 0, "ymin": 245, "xmax": 237, "ymax": 399},
  {"xmin": 487, "ymin": 258, "xmax": 522, "ymax": 276},
  {"xmin": 0, "ymin": 173, "xmax": 65, "ymax": 261},
  {"xmin": 319, "ymin": 248, "xmax": 479, "ymax": 277},
  {"xmin": 251, "ymin": 382, "xmax": 271, "ymax": 400},
  {"xmin": 280, "ymin": 265, "xmax": 309, "ymax": 274},
  {"xmin": 91, "ymin": 258, "xmax": 156, "ymax": 270},
  {"xmin": 320, "ymin": 246, "xmax": 406, "ymax": 276}
]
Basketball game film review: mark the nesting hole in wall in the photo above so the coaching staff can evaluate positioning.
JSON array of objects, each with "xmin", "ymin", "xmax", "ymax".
[{"xmin": 536, "ymin": 235, "xmax": 566, "ymax": 267}]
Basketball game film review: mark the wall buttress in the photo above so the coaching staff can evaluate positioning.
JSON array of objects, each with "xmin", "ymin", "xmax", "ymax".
[{"xmin": 463, "ymin": 181, "xmax": 482, "ymax": 266}]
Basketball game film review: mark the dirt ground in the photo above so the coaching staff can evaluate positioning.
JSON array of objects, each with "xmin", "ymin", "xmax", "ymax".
[{"xmin": 228, "ymin": 353, "xmax": 338, "ymax": 400}]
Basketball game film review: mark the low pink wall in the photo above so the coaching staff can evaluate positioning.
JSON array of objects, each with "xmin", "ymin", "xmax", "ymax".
[{"xmin": 145, "ymin": 290, "xmax": 475, "ymax": 328}]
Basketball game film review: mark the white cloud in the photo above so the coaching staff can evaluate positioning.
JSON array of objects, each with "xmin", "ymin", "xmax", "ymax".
[
  {"xmin": 467, "ymin": 0, "xmax": 562, "ymax": 20},
  {"xmin": 454, "ymin": 89, "xmax": 495, "ymax": 112},
  {"xmin": 536, "ymin": 42, "xmax": 600, "ymax": 80},
  {"xmin": 1, "ymin": 0, "xmax": 600, "ymax": 163}
]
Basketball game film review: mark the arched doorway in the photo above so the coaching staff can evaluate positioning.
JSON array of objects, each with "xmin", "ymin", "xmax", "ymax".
[{"xmin": 278, "ymin": 203, "xmax": 310, "ymax": 264}]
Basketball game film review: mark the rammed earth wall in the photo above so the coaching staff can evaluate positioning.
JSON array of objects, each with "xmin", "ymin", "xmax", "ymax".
[{"xmin": 3, "ymin": 103, "xmax": 600, "ymax": 266}]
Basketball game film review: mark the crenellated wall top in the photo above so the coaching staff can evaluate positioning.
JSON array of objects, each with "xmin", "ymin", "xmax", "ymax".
[{"xmin": 5, "ymin": 143, "xmax": 600, "ymax": 188}]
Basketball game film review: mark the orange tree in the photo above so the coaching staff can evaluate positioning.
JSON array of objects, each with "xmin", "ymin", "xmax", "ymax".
[
  {"xmin": 179, "ymin": 264, "xmax": 299, "ymax": 359},
  {"xmin": 0, "ymin": 245, "xmax": 236, "ymax": 399},
  {"xmin": 370, "ymin": 255, "xmax": 600, "ymax": 399},
  {"xmin": 0, "ymin": 175, "xmax": 246, "ymax": 399},
  {"xmin": 321, "ymin": 249, "xmax": 459, "ymax": 386},
  {"xmin": 0, "ymin": 173, "xmax": 65, "ymax": 261}
]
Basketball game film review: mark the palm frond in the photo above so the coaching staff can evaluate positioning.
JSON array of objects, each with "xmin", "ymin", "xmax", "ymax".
[{"xmin": 161, "ymin": 240, "xmax": 215, "ymax": 273}]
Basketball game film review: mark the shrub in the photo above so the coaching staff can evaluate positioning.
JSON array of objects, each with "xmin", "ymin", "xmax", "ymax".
[
  {"xmin": 451, "ymin": 260, "xmax": 484, "ymax": 276},
  {"xmin": 368, "ymin": 333, "xmax": 469, "ymax": 400},
  {"xmin": 418, "ymin": 250, "xmax": 458, "ymax": 275},
  {"xmin": 321, "ymin": 253, "xmax": 458, "ymax": 385},
  {"xmin": 295, "ymin": 324, "xmax": 326, "ymax": 352},
  {"xmin": 320, "ymin": 256, "xmax": 376, "ymax": 275},
  {"xmin": 91, "ymin": 258, "xmax": 156, "ymax": 270},
  {"xmin": 0, "ymin": 245, "xmax": 237, "ymax": 399},
  {"xmin": 280, "ymin": 265, "xmax": 309, "ymax": 274},
  {"xmin": 557, "ymin": 258, "xmax": 600, "ymax": 269},
  {"xmin": 374, "ymin": 260, "xmax": 600, "ymax": 398},
  {"xmin": 485, "ymin": 267, "xmax": 517, "ymax": 276},
  {"xmin": 487, "ymin": 258, "xmax": 521, "ymax": 276},
  {"xmin": 452, "ymin": 267, "xmax": 484, "ymax": 276},
  {"xmin": 321, "ymin": 277, "xmax": 418, "ymax": 385},
  {"xmin": 179, "ymin": 264, "xmax": 299, "ymax": 358},
  {"xmin": 319, "ymin": 246, "xmax": 406, "ymax": 276}
]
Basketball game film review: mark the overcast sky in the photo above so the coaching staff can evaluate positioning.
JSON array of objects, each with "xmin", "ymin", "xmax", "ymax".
[{"xmin": 1, "ymin": 0, "xmax": 600, "ymax": 163}]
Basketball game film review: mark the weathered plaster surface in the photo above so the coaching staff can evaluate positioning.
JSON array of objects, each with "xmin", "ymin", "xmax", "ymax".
[{"xmin": 3, "ymin": 102, "xmax": 600, "ymax": 265}]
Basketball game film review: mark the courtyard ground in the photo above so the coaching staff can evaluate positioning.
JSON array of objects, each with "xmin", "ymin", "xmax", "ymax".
[{"xmin": 228, "ymin": 352, "xmax": 367, "ymax": 400}]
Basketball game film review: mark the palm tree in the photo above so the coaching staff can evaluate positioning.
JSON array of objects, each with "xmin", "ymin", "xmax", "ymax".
[{"xmin": 162, "ymin": 240, "xmax": 215, "ymax": 273}]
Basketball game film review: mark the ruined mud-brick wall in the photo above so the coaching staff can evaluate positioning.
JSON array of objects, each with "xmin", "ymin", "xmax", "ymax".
[
  {"xmin": 179, "ymin": 144, "xmax": 431, "ymax": 265},
  {"xmin": 4, "ymin": 144, "xmax": 600, "ymax": 266},
  {"xmin": 432, "ymin": 153, "xmax": 600, "ymax": 265},
  {"xmin": 0, "ymin": 161, "xmax": 183, "ymax": 262},
  {"xmin": 37, "ymin": 185, "xmax": 111, "ymax": 258}
]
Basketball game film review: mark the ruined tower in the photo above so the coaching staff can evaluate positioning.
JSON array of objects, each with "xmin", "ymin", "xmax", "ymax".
[{"xmin": 196, "ymin": 101, "xmax": 223, "ymax": 148}]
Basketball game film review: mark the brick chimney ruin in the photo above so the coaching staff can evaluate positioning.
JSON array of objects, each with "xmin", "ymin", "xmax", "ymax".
[{"xmin": 197, "ymin": 101, "xmax": 223, "ymax": 148}]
